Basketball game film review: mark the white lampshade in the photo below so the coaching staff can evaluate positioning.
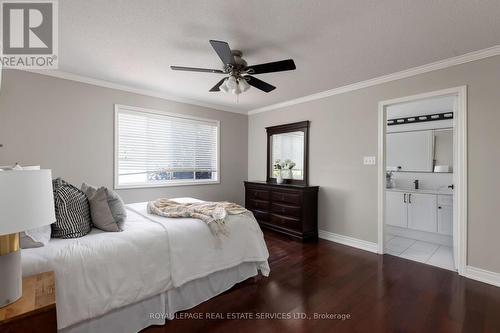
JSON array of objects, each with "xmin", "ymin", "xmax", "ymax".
[
  {"xmin": 238, "ymin": 78, "xmax": 250, "ymax": 92},
  {"xmin": 0, "ymin": 170, "xmax": 55, "ymax": 235}
]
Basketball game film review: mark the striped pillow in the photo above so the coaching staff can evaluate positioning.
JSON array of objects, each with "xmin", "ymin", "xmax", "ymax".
[{"xmin": 52, "ymin": 178, "xmax": 92, "ymax": 238}]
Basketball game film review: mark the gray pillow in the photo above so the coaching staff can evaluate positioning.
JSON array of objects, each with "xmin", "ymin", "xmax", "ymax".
[
  {"xmin": 88, "ymin": 187, "xmax": 121, "ymax": 232},
  {"xmin": 81, "ymin": 183, "xmax": 127, "ymax": 230}
]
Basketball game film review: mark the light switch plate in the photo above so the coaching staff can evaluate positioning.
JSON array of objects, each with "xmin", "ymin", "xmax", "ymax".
[{"xmin": 363, "ymin": 156, "xmax": 376, "ymax": 165}]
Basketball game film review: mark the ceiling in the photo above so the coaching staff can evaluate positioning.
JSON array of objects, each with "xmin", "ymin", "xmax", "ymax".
[{"xmin": 58, "ymin": 0, "xmax": 500, "ymax": 113}]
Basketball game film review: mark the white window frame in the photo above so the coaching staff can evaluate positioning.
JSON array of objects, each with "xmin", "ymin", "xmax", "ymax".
[{"xmin": 114, "ymin": 104, "xmax": 221, "ymax": 189}]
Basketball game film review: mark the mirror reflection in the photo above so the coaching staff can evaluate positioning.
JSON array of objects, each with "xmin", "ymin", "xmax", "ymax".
[
  {"xmin": 386, "ymin": 128, "xmax": 453, "ymax": 173},
  {"xmin": 270, "ymin": 131, "xmax": 304, "ymax": 180}
]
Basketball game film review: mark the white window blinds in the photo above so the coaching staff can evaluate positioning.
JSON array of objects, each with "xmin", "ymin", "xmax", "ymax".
[{"xmin": 115, "ymin": 106, "xmax": 219, "ymax": 188}]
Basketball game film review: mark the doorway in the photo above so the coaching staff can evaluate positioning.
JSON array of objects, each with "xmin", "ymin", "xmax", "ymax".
[{"xmin": 377, "ymin": 87, "xmax": 467, "ymax": 274}]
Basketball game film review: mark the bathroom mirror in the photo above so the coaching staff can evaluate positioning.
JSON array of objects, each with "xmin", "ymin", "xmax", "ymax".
[
  {"xmin": 386, "ymin": 128, "xmax": 453, "ymax": 173},
  {"xmin": 267, "ymin": 121, "xmax": 309, "ymax": 185}
]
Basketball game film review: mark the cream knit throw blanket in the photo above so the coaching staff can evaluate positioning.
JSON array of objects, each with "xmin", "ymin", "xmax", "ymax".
[{"xmin": 147, "ymin": 199, "xmax": 249, "ymax": 237}]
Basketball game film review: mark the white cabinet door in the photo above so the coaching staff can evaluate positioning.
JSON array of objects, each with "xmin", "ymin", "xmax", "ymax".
[
  {"xmin": 386, "ymin": 130, "xmax": 434, "ymax": 172},
  {"xmin": 437, "ymin": 205, "xmax": 453, "ymax": 235},
  {"xmin": 385, "ymin": 191, "xmax": 407, "ymax": 227},
  {"xmin": 408, "ymin": 193, "xmax": 437, "ymax": 232}
]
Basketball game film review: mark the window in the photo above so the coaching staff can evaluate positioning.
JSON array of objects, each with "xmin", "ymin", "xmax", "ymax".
[{"xmin": 114, "ymin": 105, "xmax": 219, "ymax": 188}]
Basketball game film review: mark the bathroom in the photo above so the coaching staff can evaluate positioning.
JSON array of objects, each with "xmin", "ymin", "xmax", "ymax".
[{"xmin": 384, "ymin": 95, "xmax": 456, "ymax": 270}]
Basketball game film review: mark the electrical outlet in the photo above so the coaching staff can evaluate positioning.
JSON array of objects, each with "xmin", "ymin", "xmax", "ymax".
[{"xmin": 363, "ymin": 156, "xmax": 376, "ymax": 165}]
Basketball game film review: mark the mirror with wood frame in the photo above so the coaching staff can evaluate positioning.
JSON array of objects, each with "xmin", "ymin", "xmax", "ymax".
[{"xmin": 266, "ymin": 121, "xmax": 309, "ymax": 186}]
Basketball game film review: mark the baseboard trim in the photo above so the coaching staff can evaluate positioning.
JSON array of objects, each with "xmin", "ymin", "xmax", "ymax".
[
  {"xmin": 319, "ymin": 231, "xmax": 500, "ymax": 287},
  {"xmin": 319, "ymin": 230, "xmax": 378, "ymax": 254},
  {"xmin": 464, "ymin": 265, "xmax": 500, "ymax": 288}
]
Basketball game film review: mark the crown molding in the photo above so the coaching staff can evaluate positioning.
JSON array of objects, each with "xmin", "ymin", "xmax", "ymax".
[
  {"xmin": 21, "ymin": 69, "xmax": 247, "ymax": 115},
  {"xmin": 248, "ymin": 45, "xmax": 500, "ymax": 115},
  {"xmin": 18, "ymin": 45, "xmax": 500, "ymax": 116}
]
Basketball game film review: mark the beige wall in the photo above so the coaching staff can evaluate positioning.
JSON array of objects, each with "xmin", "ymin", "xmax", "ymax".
[
  {"xmin": 2, "ymin": 56, "xmax": 499, "ymax": 274},
  {"xmin": 0, "ymin": 70, "xmax": 248, "ymax": 204},
  {"xmin": 248, "ymin": 55, "xmax": 500, "ymax": 274}
]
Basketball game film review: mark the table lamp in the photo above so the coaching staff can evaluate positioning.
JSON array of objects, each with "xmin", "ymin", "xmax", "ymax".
[{"xmin": 0, "ymin": 169, "xmax": 55, "ymax": 307}]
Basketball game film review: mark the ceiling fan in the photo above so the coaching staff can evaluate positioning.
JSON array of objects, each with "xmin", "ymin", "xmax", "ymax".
[{"xmin": 170, "ymin": 40, "xmax": 296, "ymax": 95}]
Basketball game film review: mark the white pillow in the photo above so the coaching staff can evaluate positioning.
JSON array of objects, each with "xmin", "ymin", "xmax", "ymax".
[{"xmin": 20, "ymin": 225, "xmax": 51, "ymax": 249}]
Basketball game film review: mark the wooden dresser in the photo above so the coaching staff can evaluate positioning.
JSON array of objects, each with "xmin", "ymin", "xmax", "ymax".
[{"xmin": 244, "ymin": 181, "xmax": 319, "ymax": 241}]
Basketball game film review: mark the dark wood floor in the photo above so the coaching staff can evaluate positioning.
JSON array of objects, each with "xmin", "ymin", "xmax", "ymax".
[{"xmin": 144, "ymin": 230, "xmax": 500, "ymax": 333}]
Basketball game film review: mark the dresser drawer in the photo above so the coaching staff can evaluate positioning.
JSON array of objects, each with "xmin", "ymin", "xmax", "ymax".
[
  {"xmin": 244, "ymin": 181, "xmax": 319, "ymax": 242},
  {"xmin": 249, "ymin": 209, "xmax": 269, "ymax": 222},
  {"xmin": 270, "ymin": 213, "xmax": 301, "ymax": 231},
  {"xmin": 246, "ymin": 189, "xmax": 270, "ymax": 201},
  {"xmin": 271, "ymin": 191, "xmax": 302, "ymax": 204},
  {"xmin": 271, "ymin": 202, "xmax": 301, "ymax": 218},
  {"xmin": 246, "ymin": 199, "xmax": 270, "ymax": 211}
]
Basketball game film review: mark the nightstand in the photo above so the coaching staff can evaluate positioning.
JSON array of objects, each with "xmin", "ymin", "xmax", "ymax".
[{"xmin": 0, "ymin": 271, "xmax": 57, "ymax": 332}]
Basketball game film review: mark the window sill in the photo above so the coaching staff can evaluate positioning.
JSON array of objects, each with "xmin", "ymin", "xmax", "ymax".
[{"xmin": 114, "ymin": 180, "xmax": 220, "ymax": 190}]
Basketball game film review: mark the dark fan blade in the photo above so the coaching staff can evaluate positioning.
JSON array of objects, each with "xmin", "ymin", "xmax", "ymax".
[
  {"xmin": 209, "ymin": 78, "xmax": 226, "ymax": 92},
  {"xmin": 209, "ymin": 40, "xmax": 235, "ymax": 65},
  {"xmin": 246, "ymin": 59, "xmax": 296, "ymax": 74},
  {"xmin": 171, "ymin": 66, "xmax": 224, "ymax": 73},
  {"xmin": 245, "ymin": 76, "xmax": 276, "ymax": 93}
]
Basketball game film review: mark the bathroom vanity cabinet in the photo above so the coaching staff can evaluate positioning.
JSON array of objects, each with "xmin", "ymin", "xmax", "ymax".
[{"xmin": 385, "ymin": 189, "xmax": 452, "ymax": 235}]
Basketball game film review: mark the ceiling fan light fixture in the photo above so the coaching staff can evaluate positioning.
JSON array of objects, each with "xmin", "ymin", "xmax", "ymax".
[
  {"xmin": 226, "ymin": 76, "xmax": 237, "ymax": 90},
  {"xmin": 231, "ymin": 84, "xmax": 242, "ymax": 95},
  {"xmin": 238, "ymin": 78, "xmax": 250, "ymax": 92},
  {"xmin": 171, "ymin": 40, "xmax": 295, "ymax": 95},
  {"xmin": 219, "ymin": 78, "xmax": 229, "ymax": 93}
]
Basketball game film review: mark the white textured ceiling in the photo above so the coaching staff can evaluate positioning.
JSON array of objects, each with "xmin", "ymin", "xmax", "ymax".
[{"xmin": 59, "ymin": 0, "xmax": 500, "ymax": 112}]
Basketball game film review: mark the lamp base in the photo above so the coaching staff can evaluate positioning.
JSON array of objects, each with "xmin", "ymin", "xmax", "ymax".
[{"xmin": 0, "ymin": 233, "xmax": 22, "ymax": 308}]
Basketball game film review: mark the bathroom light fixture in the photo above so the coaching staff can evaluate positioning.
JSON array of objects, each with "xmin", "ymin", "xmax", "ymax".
[{"xmin": 387, "ymin": 112, "xmax": 454, "ymax": 126}]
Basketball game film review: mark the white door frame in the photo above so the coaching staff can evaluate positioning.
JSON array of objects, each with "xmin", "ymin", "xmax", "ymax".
[{"xmin": 377, "ymin": 86, "xmax": 467, "ymax": 275}]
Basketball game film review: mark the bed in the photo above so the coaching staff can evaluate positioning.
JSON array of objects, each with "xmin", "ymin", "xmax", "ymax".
[{"xmin": 21, "ymin": 198, "xmax": 270, "ymax": 333}]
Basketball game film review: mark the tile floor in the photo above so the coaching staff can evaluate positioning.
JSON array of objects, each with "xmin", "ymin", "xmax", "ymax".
[{"xmin": 385, "ymin": 234, "xmax": 455, "ymax": 271}]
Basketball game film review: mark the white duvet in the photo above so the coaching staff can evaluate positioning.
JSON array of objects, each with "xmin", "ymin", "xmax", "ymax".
[
  {"xmin": 21, "ymin": 198, "xmax": 270, "ymax": 330},
  {"xmin": 127, "ymin": 200, "xmax": 270, "ymax": 287}
]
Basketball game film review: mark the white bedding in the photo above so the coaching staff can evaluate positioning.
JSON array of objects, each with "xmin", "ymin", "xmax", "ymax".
[
  {"xmin": 21, "ymin": 198, "xmax": 270, "ymax": 330},
  {"xmin": 127, "ymin": 201, "xmax": 270, "ymax": 287}
]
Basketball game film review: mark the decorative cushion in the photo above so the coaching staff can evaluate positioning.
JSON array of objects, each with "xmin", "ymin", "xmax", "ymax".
[
  {"xmin": 86, "ymin": 187, "xmax": 121, "ymax": 232},
  {"xmin": 52, "ymin": 178, "xmax": 92, "ymax": 238},
  {"xmin": 20, "ymin": 225, "xmax": 51, "ymax": 248},
  {"xmin": 81, "ymin": 183, "xmax": 126, "ymax": 230}
]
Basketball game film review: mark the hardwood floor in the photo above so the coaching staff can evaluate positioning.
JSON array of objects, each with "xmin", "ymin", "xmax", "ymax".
[{"xmin": 144, "ymin": 230, "xmax": 500, "ymax": 333}]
